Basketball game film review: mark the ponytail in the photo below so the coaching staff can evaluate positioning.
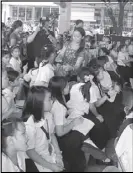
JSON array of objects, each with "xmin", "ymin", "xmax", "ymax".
[{"xmin": 80, "ymin": 82, "xmax": 91, "ymax": 102}]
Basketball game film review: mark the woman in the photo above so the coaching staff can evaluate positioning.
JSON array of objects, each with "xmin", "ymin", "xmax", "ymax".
[
  {"xmin": 9, "ymin": 20, "xmax": 23, "ymax": 47},
  {"xmin": 55, "ymin": 27, "xmax": 85, "ymax": 80},
  {"xmin": 22, "ymin": 86, "xmax": 64, "ymax": 172},
  {"xmin": 2, "ymin": 118, "xmax": 27, "ymax": 172}
]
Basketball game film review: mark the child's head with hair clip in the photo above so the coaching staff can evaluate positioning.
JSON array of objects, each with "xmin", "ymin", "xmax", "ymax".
[
  {"xmin": 11, "ymin": 45, "xmax": 20, "ymax": 59},
  {"xmin": 7, "ymin": 69, "xmax": 19, "ymax": 87},
  {"xmin": 2, "ymin": 50, "xmax": 11, "ymax": 66},
  {"xmin": 2, "ymin": 117, "xmax": 27, "ymax": 153},
  {"xmin": 77, "ymin": 67, "xmax": 94, "ymax": 102}
]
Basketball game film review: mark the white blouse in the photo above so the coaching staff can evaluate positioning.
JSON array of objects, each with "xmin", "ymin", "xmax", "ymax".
[{"xmin": 2, "ymin": 152, "xmax": 26, "ymax": 172}]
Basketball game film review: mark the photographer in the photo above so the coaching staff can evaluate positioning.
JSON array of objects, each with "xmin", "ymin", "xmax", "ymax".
[{"xmin": 27, "ymin": 17, "xmax": 56, "ymax": 70}]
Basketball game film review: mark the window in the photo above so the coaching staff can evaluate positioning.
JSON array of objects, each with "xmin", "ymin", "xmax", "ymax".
[
  {"xmin": 26, "ymin": 8, "xmax": 32, "ymax": 20},
  {"xmin": 12, "ymin": 6, "xmax": 18, "ymax": 18},
  {"xmin": 35, "ymin": 7, "xmax": 42, "ymax": 21},
  {"xmin": 19, "ymin": 7, "xmax": 25, "ymax": 21},
  {"xmin": 42, "ymin": 7, "xmax": 50, "ymax": 17},
  {"xmin": 51, "ymin": 7, "xmax": 59, "ymax": 15}
]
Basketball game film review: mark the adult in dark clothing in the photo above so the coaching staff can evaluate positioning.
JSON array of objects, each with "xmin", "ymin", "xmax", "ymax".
[{"xmin": 26, "ymin": 18, "xmax": 56, "ymax": 71}]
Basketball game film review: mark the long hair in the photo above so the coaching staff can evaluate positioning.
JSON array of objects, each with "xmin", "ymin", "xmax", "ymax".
[
  {"xmin": 6, "ymin": 20, "xmax": 23, "ymax": 42},
  {"xmin": 49, "ymin": 76, "xmax": 68, "ymax": 108},
  {"xmin": 78, "ymin": 67, "xmax": 92, "ymax": 102},
  {"xmin": 2, "ymin": 118, "xmax": 23, "ymax": 152},
  {"xmin": 22, "ymin": 86, "xmax": 50, "ymax": 122},
  {"xmin": 73, "ymin": 27, "xmax": 85, "ymax": 56}
]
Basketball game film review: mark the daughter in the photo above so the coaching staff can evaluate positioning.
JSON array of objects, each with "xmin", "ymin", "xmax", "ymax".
[
  {"xmin": 2, "ymin": 118, "xmax": 27, "ymax": 172},
  {"xmin": 22, "ymin": 86, "xmax": 64, "ymax": 172}
]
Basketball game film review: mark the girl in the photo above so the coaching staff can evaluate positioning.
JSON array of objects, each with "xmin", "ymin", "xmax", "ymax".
[
  {"xmin": 55, "ymin": 27, "xmax": 85, "ymax": 78},
  {"xmin": 2, "ymin": 118, "xmax": 27, "ymax": 172},
  {"xmin": 90, "ymin": 63, "xmax": 125, "ymax": 140},
  {"xmin": 117, "ymin": 44, "xmax": 133, "ymax": 86},
  {"xmin": 9, "ymin": 46, "xmax": 28, "ymax": 76},
  {"xmin": 22, "ymin": 86, "xmax": 64, "ymax": 172},
  {"xmin": 34, "ymin": 46, "xmax": 56, "ymax": 87},
  {"xmin": 2, "ymin": 50, "xmax": 13, "ymax": 69},
  {"xmin": 98, "ymin": 47, "xmax": 118, "ymax": 75},
  {"xmin": 49, "ymin": 76, "xmax": 90, "ymax": 172}
]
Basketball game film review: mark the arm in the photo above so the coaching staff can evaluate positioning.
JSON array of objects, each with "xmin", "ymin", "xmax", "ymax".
[
  {"xmin": 51, "ymin": 134, "xmax": 62, "ymax": 155},
  {"xmin": 27, "ymin": 25, "xmax": 40, "ymax": 43},
  {"xmin": 89, "ymin": 103, "xmax": 100, "ymax": 117},
  {"xmin": 55, "ymin": 121, "xmax": 74, "ymax": 137},
  {"xmin": 74, "ymin": 56, "xmax": 84, "ymax": 70},
  {"xmin": 26, "ymin": 149, "xmax": 55, "ymax": 170},
  {"xmin": 122, "ymin": 59, "xmax": 133, "ymax": 64},
  {"xmin": 94, "ymin": 95, "xmax": 108, "ymax": 108}
]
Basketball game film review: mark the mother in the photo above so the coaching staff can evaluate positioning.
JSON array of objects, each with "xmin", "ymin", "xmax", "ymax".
[{"xmin": 56, "ymin": 27, "xmax": 86, "ymax": 80}]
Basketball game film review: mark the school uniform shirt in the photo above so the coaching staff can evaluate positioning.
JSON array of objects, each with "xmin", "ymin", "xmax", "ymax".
[
  {"xmin": 2, "ymin": 152, "xmax": 26, "ymax": 172},
  {"xmin": 10, "ymin": 57, "xmax": 22, "ymax": 73},
  {"xmin": 100, "ymin": 71, "xmax": 112, "ymax": 91},
  {"xmin": 104, "ymin": 56, "xmax": 117, "ymax": 72},
  {"xmin": 25, "ymin": 113, "xmax": 56, "ymax": 172},
  {"xmin": 67, "ymin": 83, "xmax": 90, "ymax": 119},
  {"xmin": 89, "ymin": 83, "xmax": 101, "ymax": 104},
  {"xmin": 51, "ymin": 100, "xmax": 68, "ymax": 126},
  {"xmin": 115, "ymin": 124, "xmax": 133, "ymax": 172},
  {"xmin": 24, "ymin": 68, "xmax": 39, "ymax": 87},
  {"xmin": 34, "ymin": 63, "xmax": 54, "ymax": 86},
  {"xmin": 117, "ymin": 52, "xmax": 129, "ymax": 67},
  {"xmin": 128, "ymin": 45, "xmax": 133, "ymax": 56}
]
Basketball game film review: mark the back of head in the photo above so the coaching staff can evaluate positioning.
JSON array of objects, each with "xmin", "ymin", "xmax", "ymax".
[
  {"xmin": 75, "ymin": 19, "xmax": 84, "ymax": 26},
  {"xmin": 7, "ymin": 69, "xmax": 19, "ymax": 82},
  {"xmin": 22, "ymin": 86, "xmax": 50, "ymax": 122},
  {"xmin": 49, "ymin": 76, "xmax": 67, "ymax": 107}
]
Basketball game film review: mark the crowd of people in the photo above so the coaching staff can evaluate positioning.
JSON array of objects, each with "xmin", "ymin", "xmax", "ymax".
[{"xmin": 1, "ymin": 17, "xmax": 133, "ymax": 172}]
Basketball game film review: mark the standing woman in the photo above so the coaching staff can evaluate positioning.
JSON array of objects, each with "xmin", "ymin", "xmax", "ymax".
[
  {"xmin": 9, "ymin": 20, "xmax": 23, "ymax": 48},
  {"xmin": 55, "ymin": 27, "xmax": 85, "ymax": 80}
]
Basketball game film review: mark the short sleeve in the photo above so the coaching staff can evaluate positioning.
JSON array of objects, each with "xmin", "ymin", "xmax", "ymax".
[
  {"xmin": 25, "ymin": 124, "xmax": 36, "ymax": 150},
  {"xmin": 51, "ymin": 101, "xmax": 66, "ymax": 126},
  {"xmin": 90, "ymin": 85, "xmax": 101, "ymax": 104}
]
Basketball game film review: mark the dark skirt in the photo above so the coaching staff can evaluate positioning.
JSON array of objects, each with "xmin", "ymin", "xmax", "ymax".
[{"xmin": 57, "ymin": 131, "xmax": 86, "ymax": 172}]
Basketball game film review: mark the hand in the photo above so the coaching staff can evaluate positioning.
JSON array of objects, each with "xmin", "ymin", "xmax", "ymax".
[
  {"xmin": 56, "ymin": 155, "xmax": 64, "ymax": 168},
  {"xmin": 97, "ymin": 114, "xmax": 104, "ymax": 123},
  {"xmin": 50, "ymin": 163, "xmax": 64, "ymax": 172},
  {"xmin": 35, "ymin": 24, "xmax": 41, "ymax": 33},
  {"xmin": 73, "ymin": 117, "xmax": 84, "ymax": 126},
  {"xmin": 23, "ymin": 63, "xmax": 28, "ymax": 72}
]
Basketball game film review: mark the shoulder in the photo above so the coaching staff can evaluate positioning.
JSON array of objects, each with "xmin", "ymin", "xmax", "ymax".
[{"xmin": 10, "ymin": 32, "xmax": 17, "ymax": 39}]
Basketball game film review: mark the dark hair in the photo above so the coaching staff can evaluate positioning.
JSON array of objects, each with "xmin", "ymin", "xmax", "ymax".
[
  {"xmin": 88, "ymin": 59, "xmax": 101, "ymax": 74},
  {"xmin": 7, "ymin": 69, "xmax": 19, "ymax": 82},
  {"xmin": 2, "ymin": 118, "xmax": 23, "ymax": 152},
  {"xmin": 2, "ymin": 50, "xmax": 10, "ymax": 58},
  {"xmin": 11, "ymin": 45, "xmax": 20, "ymax": 53},
  {"xmin": 90, "ymin": 39, "xmax": 96, "ymax": 49},
  {"xmin": 100, "ymin": 47, "xmax": 110, "ymax": 55},
  {"xmin": 49, "ymin": 76, "xmax": 68, "ymax": 108},
  {"xmin": 118, "ymin": 44, "xmax": 125, "ymax": 52},
  {"xmin": 78, "ymin": 67, "xmax": 92, "ymax": 102},
  {"xmin": 40, "ymin": 17, "xmax": 49, "ymax": 26},
  {"xmin": 98, "ymin": 56, "xmax": 108, "ymax": 65},
  {"xmin": 76, "ymin": 20, "xmax": 84, "ymax": 26},
  {"xmin": 22, "ymin": 86, "xmax": 50, "ymax": 122},
  {"xmin": 74, "ymin": 27, "xmax": 85, "ymax": 55}
]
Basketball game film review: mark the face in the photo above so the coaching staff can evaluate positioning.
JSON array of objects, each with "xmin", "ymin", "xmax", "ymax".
[
  {"xmin": 12, "ymin": 48, "xmax": 20, "ymax": 58},
  {"xmin": 2, "ymin": 71, "xmax": 9, "ymax": 89},
  {"xmin": 96, "ymin": 68, "xmax": 104, "ymax": 81},
  {"xmin": 12, "ymin": 122, "xmax": 27, "ymax": 152},
  {"xmin": 125, "ymin": 40, "xmax": 130, "ymax": 46},
  {"xmin": 104, "ymin": 37, "xmax": 110, "ymax": 44},
  {"xmin": 44, "ymin": 91, "xmax": 52, "ymax": 112},
  {"xmin": 44, "ymin": 21, "xmax": 50, "ymax": 30},
  {"xmin": 122, "ymin": 46, "xmax": 126, "ymax": 53},
  {"xmin": 63, "ymin": 83, "xmax": 70, "ymax": 95},
  {"xmin": 77, "ymin": 22, "xmax": 84, "ymax": 28},
  {"xmin": 2, "ymin": 54, "xmax": 10, "ymax": 65},
  {"xmin": 18, "ymin": 26, "xmax": 23, "ymax": 34},
  {"xmin": 73, "ymin": 30, "xmax": 83, "ymax": 43},
  {"xmin": 10, "ymin": 76, "xmax": 20, "ymax": 88}
]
